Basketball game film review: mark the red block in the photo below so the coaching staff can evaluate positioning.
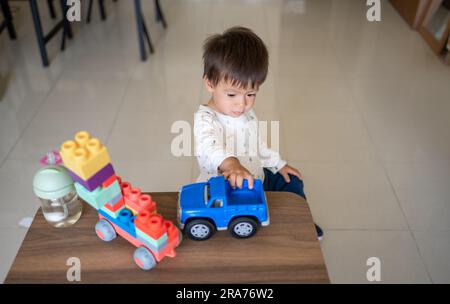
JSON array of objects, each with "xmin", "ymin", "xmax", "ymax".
[
  {"xmin": 164, "ymin": 220, "xmax": 179, "ymax": 241},
  {"xmin": 103, "ymin": 197, "xmax": 125, "ymax": 212},
  {"xmin": 121, "ymin": 180, "xmax": 132, "ymax": 196},
  {"xmin": 135, "ymin": 212, "xmax": 166, "ymax": 239},
  {"xmin": 122, "ymin": 184, "xmax": 157, "ymax": 215},
  {"xmin": 102, "ymin": 174, "xmax": 118, "ymax": 188}
]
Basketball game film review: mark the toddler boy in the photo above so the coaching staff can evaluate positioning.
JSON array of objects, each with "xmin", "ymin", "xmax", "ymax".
[{"xmin": 194, "ymin": 26, "xmax": 323, "ymax": 240}]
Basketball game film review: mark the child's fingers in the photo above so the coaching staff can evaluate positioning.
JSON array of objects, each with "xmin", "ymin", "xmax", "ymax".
[
  {"xmin": 290, "ymin": 170, "xmax": 303, "ymax": 180},
  {"xmin": 229, "ymin": 174, "xmax": 237, "ymax": 188},
  {"xmin": 281, "ymin": 171, "xmax": 291, "ymax": 183},
  {"xmin": 293, "ymin": 168, "xmax": 303, "ymax": 179},
  {"xmin": 236, "ymin": 175, "xmax": 244, "ymax": 189},
  {"xmin": 246, "ymin": 174, "xmax": 254, "ymax": 189}
]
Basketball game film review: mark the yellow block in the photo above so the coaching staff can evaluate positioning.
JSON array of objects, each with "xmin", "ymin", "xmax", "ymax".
[
  {"xmin": 125, "ymin": 205, "xmax": 157, "ymax": 216},
  {"xmin": 60, "ymin": 131, "xmax": 111, "ymax": 180}
]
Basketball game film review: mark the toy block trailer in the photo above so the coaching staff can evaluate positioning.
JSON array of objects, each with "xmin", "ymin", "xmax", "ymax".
[{"xmin": 178, "ymin": 176, "xmax": 270, "ymax": 240}]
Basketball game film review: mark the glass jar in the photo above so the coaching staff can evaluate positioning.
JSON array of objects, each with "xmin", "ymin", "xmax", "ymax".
[
  {"xmin": 33, "ymin": 165, "xmax": 82, "ymax": 228},
  {"xmin": 38, "ymin": 189, "xmax": 82, "ymax": 228}
]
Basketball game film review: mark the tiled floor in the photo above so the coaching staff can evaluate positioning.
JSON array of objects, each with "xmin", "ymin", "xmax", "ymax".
[{"xmin": 0, "ymin": 0, "xmax": 449, "ymax": 283}]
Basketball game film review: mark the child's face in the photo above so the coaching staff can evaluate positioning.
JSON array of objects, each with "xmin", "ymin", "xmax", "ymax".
[{"xmin": 204, "ymin": 78, "xmax": 258, "ymax": 117}]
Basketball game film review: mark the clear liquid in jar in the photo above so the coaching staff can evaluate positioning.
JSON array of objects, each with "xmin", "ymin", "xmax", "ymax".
[{"xmin": 40, "ymin": 191, "xmax": 82, "ymax": 228}]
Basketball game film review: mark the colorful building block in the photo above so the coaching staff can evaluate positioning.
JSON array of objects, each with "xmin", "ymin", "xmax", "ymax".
[
  {"xmin": 100, "ymin": 204, "xmax": 125, "ymax": 219},
  {"xmin": 120, "ymin": 182, "xmax": 157, "ymax": 215},
  {"xmin": 164, "ymin": 220, "xmax": 180, "ymax": 242},
  {"xmin": 60, "ymin": 131, "xmax": 182, "ymax": 271},
  {"xmin": 98, "ymin": 208, "xmax": 137, "ymax": 238},
  {"xmin": 99, "ymin": 214, "xmax": 142, "ymax": 249},
  {"xmin": 136, "ymin": 234, "xmax": 168, "ymax": 253},
  {"xmin": 60, "ymin": 131, "xmax": 111, "ymax": 180},
  {"xmin": 104, "ymin": 195, "xmax": 125, "ymax": 212},
  {"xmin": 136, "ymin": 229, "xmax": 168, "ymax": 247},
  {"xmin": 67, "ymin": 163, "xmax": 115, "ymax": 192},
  {"xmin": 134, "ymin": 212, "xmax": 166, "ymax": 239},
  {"xmin": 75, "ymin": 180, "xmax": 122, "ymax": 210},
  {"xmin": 102, "ymin": 174, "xmax": 118, "ymax": 188}
]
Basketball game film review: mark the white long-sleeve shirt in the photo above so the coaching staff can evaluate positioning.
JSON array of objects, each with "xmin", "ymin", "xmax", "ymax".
[{"xmin": 194, "ymin": 105, "xmax": 287, "ymax": 182}]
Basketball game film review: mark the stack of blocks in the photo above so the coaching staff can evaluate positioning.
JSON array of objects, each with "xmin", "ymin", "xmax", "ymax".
[
  {"xmin": 60, "ymin": 131, "xmax": 181, "ymax": 258},
  {"xmin": 60, "ymin": 131, "xmax": 124, "ymax": 215}
]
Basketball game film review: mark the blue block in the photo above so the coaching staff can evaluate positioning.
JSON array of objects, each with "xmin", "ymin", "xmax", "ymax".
[
  {"xmin": 100, "ymin": 204, "xmax": 125, "ymax": 219},
  {"xmin": 98, "ymin": 208, "xmax": 137, "ymax": 238}
]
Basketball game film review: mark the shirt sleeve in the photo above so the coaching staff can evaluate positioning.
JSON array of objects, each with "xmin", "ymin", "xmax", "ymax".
[
  {"xmin": 250, "ymin": 110, "xmax": 287, "ymax": 174},
  {"xmin": 194, "ymin": 110, "xmax": 235, "ymax": 174}
]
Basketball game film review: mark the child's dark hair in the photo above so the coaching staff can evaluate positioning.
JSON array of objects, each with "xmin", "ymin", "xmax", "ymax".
[{"xmin": 202, "ymin": 26, "xmax": 269, "ymax": 89}]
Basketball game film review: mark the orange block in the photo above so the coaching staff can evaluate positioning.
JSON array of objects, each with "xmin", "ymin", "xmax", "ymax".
[
  {"xmin": 121, "ymin": 183, "xmax": 157, "ymax": 215},
  {"xmin": 103, "ymin": 197, "xmax": 125, "ymax": 212},
  {"xmin": 102, "ymin": 174, "xmax": 118, "ymax": 188},
  {"xmin": 120, "ymin": 180, "xmax": 131, "ymax": 196},
  {"xmin": 135, "ymin": 212, "xmax": 166, "ymax": 239},
  {"xmin": 164, "ymin": 220, "xmax": 179, "ymax": 241}
]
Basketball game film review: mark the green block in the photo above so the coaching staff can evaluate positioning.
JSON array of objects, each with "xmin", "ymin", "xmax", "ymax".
[
  {"xmin": 75, "ymin": 180, "xmax": 122, "ymax": 210},
  {"xmin": 136, "ymin": 229, "xmax": 168, "ymax": 247}
]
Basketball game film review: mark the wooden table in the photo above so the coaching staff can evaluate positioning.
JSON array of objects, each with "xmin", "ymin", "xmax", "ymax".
[{"xmin": 5, "ymin": 192, "xmax": 329, "ymax": 283}]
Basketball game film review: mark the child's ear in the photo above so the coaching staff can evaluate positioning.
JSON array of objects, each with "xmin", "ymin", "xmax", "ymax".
[{"xmin": 203, "ymin": 77, "xmax": 215, "ymax": 93}]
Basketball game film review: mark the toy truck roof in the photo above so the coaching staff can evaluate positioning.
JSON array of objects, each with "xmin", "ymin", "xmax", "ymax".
[{"xmin": 209, "ymin": 175, "xmax": 227, "ymax": 201}]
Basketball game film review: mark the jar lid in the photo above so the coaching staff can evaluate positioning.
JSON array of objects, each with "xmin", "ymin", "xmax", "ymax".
[{"xmin": 33, "ymin": 165, "xmax": 75, "ymax": 200}]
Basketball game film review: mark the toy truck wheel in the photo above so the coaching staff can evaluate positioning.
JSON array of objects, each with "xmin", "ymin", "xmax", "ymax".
[
  {"xmin": 229, "ymin": 217, "xmax": 258, "ymax": 239},
  {"xmin": 134, "ymin": 246, "xmax": 157, "ymax": 270},
  {"xmin": 95, "ymin": 219, "xmax": 117, "ymax": 242},
  {"xmin": 185, "ymin": 219, "xmax": 215, "ymax": 241}
]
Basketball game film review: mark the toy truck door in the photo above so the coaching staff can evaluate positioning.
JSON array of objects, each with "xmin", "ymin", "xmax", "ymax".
[{"xmin": 207, "ymin": 196, "xmax": 228, "ymax": 229}]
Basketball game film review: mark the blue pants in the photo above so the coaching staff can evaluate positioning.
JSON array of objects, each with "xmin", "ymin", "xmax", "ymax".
[{"xmin": 263, "ymin": 168, "xmax": 306, "ymax": 200}]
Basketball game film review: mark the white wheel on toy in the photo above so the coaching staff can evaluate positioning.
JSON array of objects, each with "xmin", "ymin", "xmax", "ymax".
[
  {"xmin": 95, "ymin": 219, "xmax": 117, "ymax": 242},
  {"xmin": 133, "ymin": 246, "xmax": 157, "ymax": 270}
]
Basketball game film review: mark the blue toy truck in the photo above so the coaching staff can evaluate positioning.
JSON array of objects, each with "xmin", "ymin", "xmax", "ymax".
[{"xmin": 178, "ymin": 176, "xmax": 270, "ymax": 240}]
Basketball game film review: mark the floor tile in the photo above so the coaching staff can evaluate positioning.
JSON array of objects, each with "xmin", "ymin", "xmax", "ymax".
[
  {"xmin": 321, "ymin": 230, "xmax": 431, "ymax": 284},
  {"xmin": 414, "ymin": 231, "xmax": 450, "ymax": 284},
  {"xmin": 113, "ymin": 159, "xmax": 194, "ymax": 192},
  {"xmin": 0, "ymin": 160, "xmax": 41, "ymax": 229},
  {"xmin": 107, "ymin": 110, "xmax": 193, "ymax": 163},
  {"xmin": 291, "ymin": 161, "xmax": 409, "ymax": 230},
  {"xmin": 385, "ymin": 162, "xmax": 450, "ymax": 231},
  {"xmin": 9, "ymin": 109, "xmax": 116, "ymax": 161},
  {"xmin": 282, "ymin": 110, "xmax": 378, "ymax": 162}
]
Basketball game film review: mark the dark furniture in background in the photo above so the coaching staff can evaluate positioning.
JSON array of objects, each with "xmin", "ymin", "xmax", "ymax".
[
  {"xmin": 28, "ymin": 0, "xmax": 73, "ymax": 67},
  {"xmin": 390, "ymin": 0, "xmax": 430, "ymax": 29},
  {"xmin": 2, "ymin": 0, "xmax": 167, "ymax": 66},
  {"xmin": 0, "ymin": 0, "xmax": 16, "ymax": 39},
  {"xmin": 135, "ymin": 0, "xmax": 167, "ymax": 61}
]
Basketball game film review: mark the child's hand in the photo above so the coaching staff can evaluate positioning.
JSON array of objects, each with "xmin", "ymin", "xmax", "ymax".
[
  {"xmin": 279, "ymin": 165, "xmax": 303, "ymax": 183},
  {"xmin": 219, "ymin": 157, "xmax": 254, "ymax": 189}
]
